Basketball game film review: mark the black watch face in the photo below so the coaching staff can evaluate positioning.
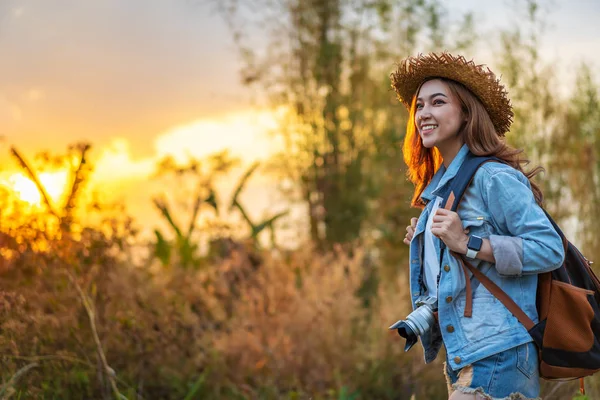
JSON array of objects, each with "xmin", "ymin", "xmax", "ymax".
[{"xmin": 468, "ymin": 235, "xmax": 483, "ymax": 251}]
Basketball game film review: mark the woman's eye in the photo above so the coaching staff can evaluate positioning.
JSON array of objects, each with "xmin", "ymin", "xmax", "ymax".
[
  {"xmin": 416, "ymin": 103, "xmax": 423, "ymax": 109},
  {"xmin": 433, "ymin": 99, "xmax": 445, "ymax": 105}
]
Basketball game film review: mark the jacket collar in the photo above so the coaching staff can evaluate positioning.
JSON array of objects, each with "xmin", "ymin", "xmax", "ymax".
[{"xmin": 420, "ymin": 144, "xmax": 470, "ymax": 203}]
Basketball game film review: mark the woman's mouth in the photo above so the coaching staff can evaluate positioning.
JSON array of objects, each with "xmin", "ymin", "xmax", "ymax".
[{"xmin": 420, "ymin": 124, "xmax": 438, "ymax": 134}]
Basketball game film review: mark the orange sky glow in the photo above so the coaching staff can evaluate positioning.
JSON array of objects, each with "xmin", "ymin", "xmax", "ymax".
[{"xmin": 1, "ymin": 0, "xmax": 599, "ymax": 245}]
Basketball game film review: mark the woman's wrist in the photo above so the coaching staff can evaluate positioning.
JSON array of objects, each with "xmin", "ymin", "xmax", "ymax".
[{"xmin": 455, "ymin": 234, "xmax": 469, "ymax": 254}]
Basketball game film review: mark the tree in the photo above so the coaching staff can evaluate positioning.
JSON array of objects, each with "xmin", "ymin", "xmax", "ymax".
[
  {"xmin": 549, "ymin": 65, "xmax": 600, "ymax": 261},
  {"xmin": 494, "ymin": 0, "xmax": 600, "ymax": 262},
  {"xmin": 217, "ymin": 0, "xmax": 477, "ymax": 261},
  {"xmin": 495, "ymin": 0, "xmax": 558, "ymax": 180}
]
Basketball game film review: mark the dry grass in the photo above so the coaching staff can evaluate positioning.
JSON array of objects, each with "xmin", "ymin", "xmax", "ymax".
[
  {"xmin": 213, "ymin": 247, "xmax": 445, "ymax": 398},
  {"xmin": 0, "ymin": 210, "xmax": 595, "ymax": 399},
  {"xmin": 0, "ymin": 214, "xmax": 448, "ymax": 399}
]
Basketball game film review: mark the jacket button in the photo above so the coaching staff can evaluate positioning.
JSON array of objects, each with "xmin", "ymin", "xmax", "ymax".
[
  {"xmin": 445, "ymin": 296, "xmax": 453, "ymax": 303},
  {"xmin": 454, "ymin": 356, "xmax": 461, "ymax": 364},
  {"xmin": 447, "ymin": 325, "xmax": 455, "ymax": 333},
  {"xmin": 444, "ymin": 265, "xmax": 450, "ymax": 272}
]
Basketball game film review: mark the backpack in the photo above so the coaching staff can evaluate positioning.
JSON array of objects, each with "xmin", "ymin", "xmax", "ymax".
[{"xmin": 439, "ymin": 152, "xmax": 600, "ymax": 392}]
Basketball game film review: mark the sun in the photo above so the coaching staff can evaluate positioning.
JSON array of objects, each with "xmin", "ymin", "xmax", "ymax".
[
  {"xmin": 2, "ymin": 171, "xmax": 69, "ymax": 207},
  {"xmin": 9, "ymin": 174, "xmax": 41, "ymax": 205}
]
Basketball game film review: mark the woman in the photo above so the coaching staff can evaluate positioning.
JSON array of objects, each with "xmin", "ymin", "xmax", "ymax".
[{"xmin": 390, "ymin": 53, "xmax": 565, "ymax": 399}]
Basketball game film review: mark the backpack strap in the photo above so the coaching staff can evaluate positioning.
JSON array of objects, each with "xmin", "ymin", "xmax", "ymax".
[
  {"xmin": 440, "ymin": 153, "xmax": 535, "ymax": 329},
  {"xmin": 454, "ymin": 252, "xmax": 535, "ymax": 330},
  {"xmin": 441, "ymin": 153, "xmax": 501, "ymax": 212},
  {"xmin": 440, "ymin": 153, "xmax": 499, "ymax": 317}
]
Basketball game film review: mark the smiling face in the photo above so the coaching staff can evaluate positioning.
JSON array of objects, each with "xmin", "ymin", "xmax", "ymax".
[{"xmin": 415, "ymin": 79, "xmax": 465, "ymax": 157}]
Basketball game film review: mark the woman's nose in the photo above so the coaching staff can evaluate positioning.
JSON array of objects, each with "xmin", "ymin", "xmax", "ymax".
[{"xmin": 418, "ymin": 111, "xmax": 432, "ymax": 121}]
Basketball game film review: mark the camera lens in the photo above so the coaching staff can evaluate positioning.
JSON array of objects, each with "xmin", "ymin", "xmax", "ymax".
[{"xmin": 405, "ymin": 303, "xmax": 435, "ymax": 336}]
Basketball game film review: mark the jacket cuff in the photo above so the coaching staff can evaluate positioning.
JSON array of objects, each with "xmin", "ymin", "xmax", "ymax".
[{"xmin": 489, "ymin": 235, "xmax": 523, "ymax": 276}]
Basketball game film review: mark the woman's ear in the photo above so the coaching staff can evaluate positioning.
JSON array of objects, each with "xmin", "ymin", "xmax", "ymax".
[{"xmin": 460, "ymin": 107, "xmax": 469, "ymax": 122}]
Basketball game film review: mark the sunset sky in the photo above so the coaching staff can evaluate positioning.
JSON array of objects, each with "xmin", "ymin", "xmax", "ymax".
[{"xmin": 0, "ymin": 0, "xmax": 599, "ymax": 241}]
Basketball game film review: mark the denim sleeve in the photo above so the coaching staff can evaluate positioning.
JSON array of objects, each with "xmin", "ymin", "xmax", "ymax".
[{"xmin": 482, "ymin": 169, "xmax": 565, "ymax": 276}]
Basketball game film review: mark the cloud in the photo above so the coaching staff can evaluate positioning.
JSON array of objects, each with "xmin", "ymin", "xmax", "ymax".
[
  {"xmin": 0, "ymin": 0, "xmax": 248, "ymax": 153},
  {"xmin": 24, "ymin": 88, "xmax": 44, "ymax": 102},
  {"xmin": 83, "ymin": 108, "xmax": 289, "ymax": 238},
  {"xmin": 154, "ymin": 109, "xmax": 280, "ymax": 163},
  {"xmin": 0, "ymin": 95, "xmax": 22, "ymax": 123},
  {"xmin": 87, "ymin": 108, "xmax": 282, "ymax": 199},
  {"xmin": 93, "ymin": 138, "xmax": 155, "ymax": 184}
]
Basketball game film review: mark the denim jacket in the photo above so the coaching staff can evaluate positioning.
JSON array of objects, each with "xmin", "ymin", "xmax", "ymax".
[{"xmin": 409, "ymin": 144, "xmax": 565, "ymax": 370}]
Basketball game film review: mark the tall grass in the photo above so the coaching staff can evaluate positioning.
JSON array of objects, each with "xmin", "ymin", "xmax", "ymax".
[{"xmin": 0, "ymin": 210, "xmax": 596, "ymax": 398}]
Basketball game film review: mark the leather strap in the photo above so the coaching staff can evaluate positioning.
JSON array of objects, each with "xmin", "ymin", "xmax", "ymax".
[
  {"xmin": 461, "ymin": 261, "xmax": 473, "ymax": 317},
  {"xmin": 443, "ymin": 191, "xmax": 472, "ymax": 317},
  {"xmin": 444, "ymin": 191, "xmax": 456, "ymax": 211},
  {"xmin": 451, "ymin": 251, "xmax": 535, "ymax": 330}
]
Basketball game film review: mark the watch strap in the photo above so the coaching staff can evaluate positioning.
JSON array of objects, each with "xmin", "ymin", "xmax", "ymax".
[{"xmin": 466, "ymin": 248, "xmax": 478, "ymax": 259}]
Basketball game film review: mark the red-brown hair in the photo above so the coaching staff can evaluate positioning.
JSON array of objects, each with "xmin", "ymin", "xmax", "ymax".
[{"xmin": 403, "ymin": 78, "xmax": 544, "ymax": 208}]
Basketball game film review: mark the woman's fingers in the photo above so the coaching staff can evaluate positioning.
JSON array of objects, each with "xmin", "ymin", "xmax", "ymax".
[
  {"xmin": 404, "ymin": 229, "xmax": 413, "ymax": 244},
  {"xmin": 432, "ymin": 213, "xmax": 453, "ymax": 223},
  {"xmin": 404, "ymin": 230, "xmax": 413, "ymax": 244},
  {"xmin": 404, "ymin": 217, "xmax": 419, "ymax": 246}
]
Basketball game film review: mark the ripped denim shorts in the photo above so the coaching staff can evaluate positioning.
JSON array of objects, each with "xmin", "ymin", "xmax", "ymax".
[{"xmin": 444, "ymin": 342, "xmax": 540, "ymax": 400}]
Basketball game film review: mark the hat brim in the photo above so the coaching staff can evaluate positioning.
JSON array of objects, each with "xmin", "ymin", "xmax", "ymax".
[{"xmin": 391, "ymin": 53, "xmax": 513, "ymax": 136}]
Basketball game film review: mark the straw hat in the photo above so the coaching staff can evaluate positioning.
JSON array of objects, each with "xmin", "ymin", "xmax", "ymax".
[{"xmin": 391, "ymin": 52, "xmax": 513, "ymax": 136}]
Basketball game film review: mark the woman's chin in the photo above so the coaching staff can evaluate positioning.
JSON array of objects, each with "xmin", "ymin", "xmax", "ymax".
[{"xmin": 421, "ymin": 139, "xmax": 436, "ymax": 149}]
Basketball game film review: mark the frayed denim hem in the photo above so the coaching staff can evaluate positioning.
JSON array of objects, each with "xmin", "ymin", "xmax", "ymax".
[
  {"xmin": 452, "ymin": 384, "xmax": 541, "ymax": 400},
  {"xmin": 443, "ymin": 361, "xmax": 453, "ymax": 395}
]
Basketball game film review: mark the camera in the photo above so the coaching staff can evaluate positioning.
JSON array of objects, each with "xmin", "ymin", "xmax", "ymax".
[{"xmin": 388, "ymin": 296, "xmax": 438, "ymax": 352}]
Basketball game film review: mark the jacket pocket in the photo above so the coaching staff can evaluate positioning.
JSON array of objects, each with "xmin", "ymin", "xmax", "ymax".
[{"xmin": 455, "ymin": 292, "xmax": 511, "ymax": 343}]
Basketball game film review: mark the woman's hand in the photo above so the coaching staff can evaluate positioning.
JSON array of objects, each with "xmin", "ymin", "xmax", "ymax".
[
  {"xmin": 403, "ymin": 217, "xmax": 418, "ymax": 245},
  {"xmin": 431, "ymin": 208, "xmax": 469, "ymax": 254}
]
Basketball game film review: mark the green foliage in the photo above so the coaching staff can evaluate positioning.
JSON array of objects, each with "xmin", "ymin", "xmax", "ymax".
[
  {"xmin": 152, "ymin": 155, "xmax": 289, "ymax": 267},
  {"xmin": 228, "ymin": 162, "xmax": 290, "ymax": 246},
  {"xmin": 496, "ymin": 1, "xmax": 600, "ymax": 262},
  {"xmin": 336, "ymin": 386, "xmax": 360, "ymax": 400},
  {"xmin": 556, "ymin": 64, "xmax": 600, "ymax": 259},
  {"xmin": 153, "ymin": 195, "xmax": 202, "ymax": 268},
  {"xmin": 219, "ymin": 0, "xmax": 478, "ymax": 269},
  {"xmin": 0, "ymin": 363, "xmax": 38, "ymax": 399},
  {"xmin": 183, "ymin": 371, "xmax": 208, "ymax": 400},
  {"xmin": 154, "ymin": 229, "xmax": 172, "ymax": 266}
]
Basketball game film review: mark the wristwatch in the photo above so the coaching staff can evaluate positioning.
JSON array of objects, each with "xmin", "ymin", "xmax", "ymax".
[{"xmin": 466, "ymin": 235, "xmax": 483, "ymax": 259}]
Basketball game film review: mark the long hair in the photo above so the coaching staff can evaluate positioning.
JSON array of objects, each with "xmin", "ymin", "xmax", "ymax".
[{"xmin": 403, "ymin": 78, "xmax": 544, "ymax": 208}]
